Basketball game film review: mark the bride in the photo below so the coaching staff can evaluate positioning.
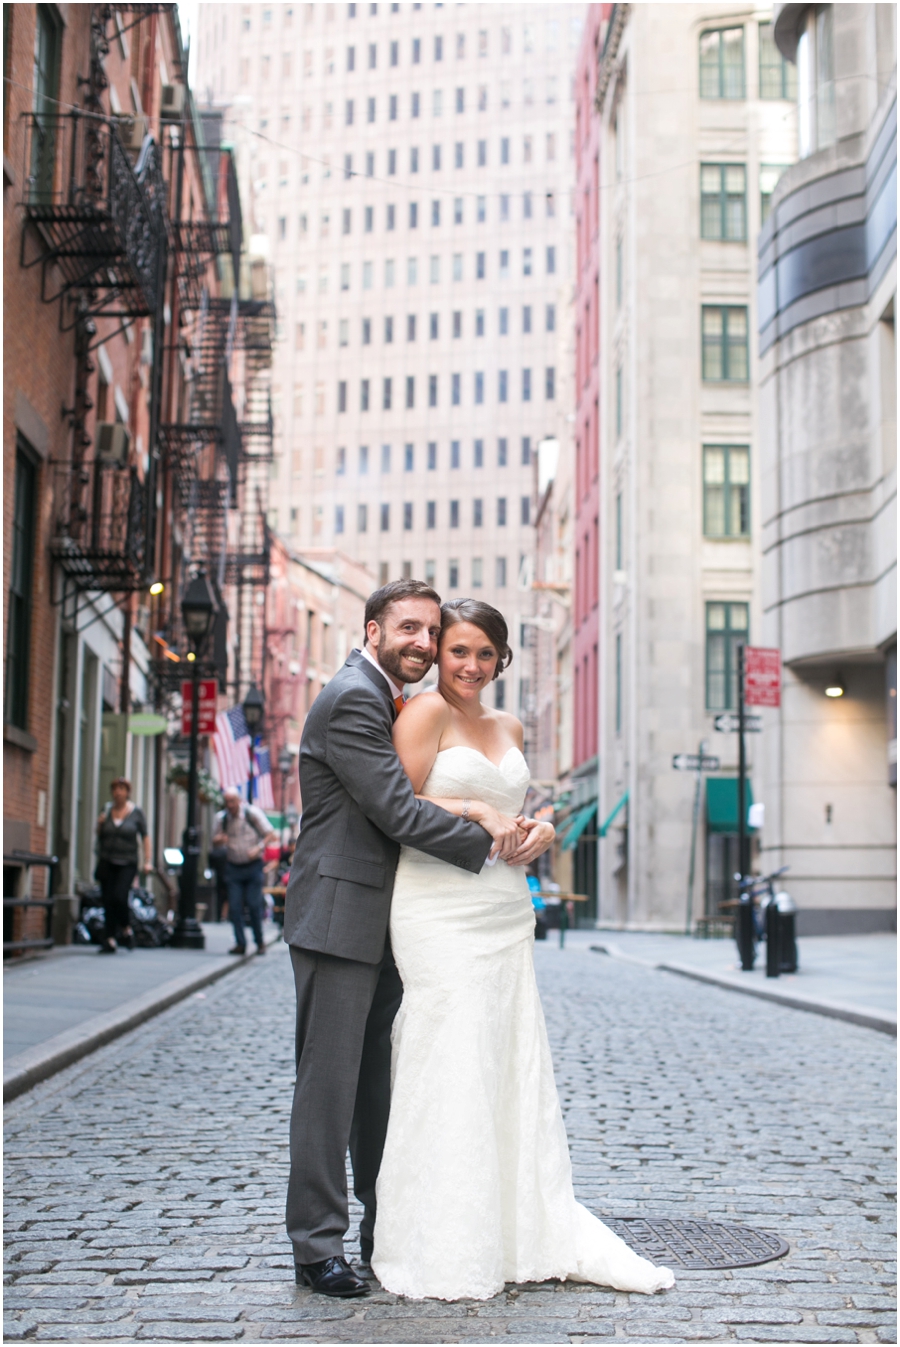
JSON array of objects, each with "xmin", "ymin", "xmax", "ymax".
[{"xmin": 371, "ymin": 598, "xmax": 674, "ymax": 1301}]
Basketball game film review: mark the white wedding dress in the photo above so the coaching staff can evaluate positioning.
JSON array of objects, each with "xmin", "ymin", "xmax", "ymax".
[{"xmin": 372, "ymin": 746, "xmax": 675, "ymax": 1301}]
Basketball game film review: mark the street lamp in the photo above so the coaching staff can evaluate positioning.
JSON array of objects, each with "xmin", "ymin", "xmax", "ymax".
[
  {"xmin": 172, "ymin": 569, "xmax": 216, "ymax": 950},
  {"xmin": 278, "ymin": 746, "xmax": 294, "ymax": 846},
  {"xmin": 242, "ymin": 685, "xmax": 265, "ymax": 801}
]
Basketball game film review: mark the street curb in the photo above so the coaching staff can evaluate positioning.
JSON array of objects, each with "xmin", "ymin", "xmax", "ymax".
[
  {"xmin": 3, "ymin": 936, "xmax": 282, "ymax": 1103},
  {"xmin": 590, "ymin": 945, "xmax": 897, "ymax": 1037}
]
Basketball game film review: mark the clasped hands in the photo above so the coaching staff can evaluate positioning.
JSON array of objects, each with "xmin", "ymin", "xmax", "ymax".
[{"xmin": 481, "ymin": 808, "xmax": 555, "ymax": 866}]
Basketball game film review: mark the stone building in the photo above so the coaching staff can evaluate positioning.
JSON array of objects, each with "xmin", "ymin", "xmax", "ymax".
[
  {"xmin": 594, "ymin": 4, "xmax": 798, "ymax": 928},
  {"xmin": 195, "ymin": 2, "xmax": 583, "ymax": 719},
  {"xmin": 756, "ymin": 3, "xmax": 896, "ymax": 932}
]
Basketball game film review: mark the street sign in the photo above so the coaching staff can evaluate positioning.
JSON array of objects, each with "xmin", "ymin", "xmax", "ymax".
[
  {"xmin": 672, "ymin": 753, "xmax": 720, "ymax": 772},
  {"xmin": 714, "ymin": 713, "xmax": 762, "ymax": 733},
  {"xmin": 745, "ymin": 647, "xmax": 781, "ymax": 707},
  {"xmin": 181, "ymin": 679, "xmax": 217, "ymax": 736}
]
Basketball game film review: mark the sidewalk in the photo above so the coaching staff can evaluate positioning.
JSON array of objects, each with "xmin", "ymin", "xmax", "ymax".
[
  {"xmin": 560, "ymin": 927, "xmax": 896, "ymax": 1034},
  {"xmin": 3, "ymin": 920, "xmax": 281, "ymax": 1101}
]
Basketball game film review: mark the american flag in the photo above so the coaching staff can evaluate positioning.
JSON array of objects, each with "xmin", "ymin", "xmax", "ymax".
[
  {"xmin": 212, "ymin": 707, "xmax": 252, "ymax": 792},
  {"xmin": 253, "ymin": 745, "xmax": 275, "ymax": 810}
]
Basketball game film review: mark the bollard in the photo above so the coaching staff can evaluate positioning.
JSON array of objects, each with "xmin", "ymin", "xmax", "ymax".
[
  {"xmin": 737, "ymin": 893, "xmax": 756, "ymax": 970},
  {"xmin": 765, "ymin": 896, "xmax": 781, "ymax": 978},
  {"xmin": 776, "ymin": 892, "xmax": 798, "ymax": 972}
]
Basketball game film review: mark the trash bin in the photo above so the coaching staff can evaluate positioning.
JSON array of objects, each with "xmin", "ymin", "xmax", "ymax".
[{"xmin": 775, "ymin": 891, "xmax": 798, "ymax": 973}]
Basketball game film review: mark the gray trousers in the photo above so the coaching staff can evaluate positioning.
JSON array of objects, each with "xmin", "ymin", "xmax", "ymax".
[{"xmin": 285, "ymin": 942, "xmax": 403, "ymax": 1263}]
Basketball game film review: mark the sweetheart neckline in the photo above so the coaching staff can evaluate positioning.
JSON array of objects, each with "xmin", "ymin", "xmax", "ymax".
[{"xmin": 434, "ymin": 744, "xmax": 524, "ymax": 773}]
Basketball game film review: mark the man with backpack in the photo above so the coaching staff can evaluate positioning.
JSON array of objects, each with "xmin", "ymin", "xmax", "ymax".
[{"xmin": 213, "ymin": 788, "xmax": 277, "ymax": 955}]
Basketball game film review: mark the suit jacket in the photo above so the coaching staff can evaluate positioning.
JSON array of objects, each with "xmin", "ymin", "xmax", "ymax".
[{"xmin": 283, "ymin": 650, "xmax": 494, "ymax": 963}]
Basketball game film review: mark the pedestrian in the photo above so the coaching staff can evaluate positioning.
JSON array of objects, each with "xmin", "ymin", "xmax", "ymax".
[
  {"xmin": 212, "ymin": 788, "xmax": 276, "ymax": 956},
  {"xmin": 94, "ymin": 778, "xmax": 151, "ymax": 955}
]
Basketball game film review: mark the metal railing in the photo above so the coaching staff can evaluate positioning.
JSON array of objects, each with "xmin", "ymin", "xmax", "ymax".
[{"xmin": 50, "ymin": 459, "xmax": 146, "ymax": 591}]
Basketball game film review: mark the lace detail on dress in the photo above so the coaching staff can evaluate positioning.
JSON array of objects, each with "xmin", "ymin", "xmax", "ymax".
[{"xmin": 373, "ymin": 748, "xmax": 675, "ymax": 1301}]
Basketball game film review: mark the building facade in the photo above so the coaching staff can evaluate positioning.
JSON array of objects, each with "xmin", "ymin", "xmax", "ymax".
[
  {"xmin": 195, "ymin": 2, "xmax": 582, "ymax": 718},
  {"xmin": 756, "ymin": 3, "xmax": 896, "ymax": 932},
  {"xmin": 594, "ymin": 4, "xmax": 798, "ymax": 928}
]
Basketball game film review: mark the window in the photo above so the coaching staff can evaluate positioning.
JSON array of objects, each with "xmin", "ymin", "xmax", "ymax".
[
  {"xmin": 702, "ymin": 306, "xmax": 749, "ymax": 381},
  {"xmin": 498, "ymin": 438, "xmax": 508, "ymax": 467},
  {"xmin": 521, "ymin": 437, "xmax": 531, "ymax": 466},
  {"xmin": 427, "ymin": 500, "xmax": 436, "ymax": 528},
  {"xmin": 335, "ymin": 505, "xmax": 345, "ymax": 534},
  {"xmin": 361, "ymin": 379, "xmax": 370, "ymax": 411},
  {"xmin": 476, "ymin": 252, "xmax": 485, "ymax": 280},
  {"xmin": 500, "ymin": 137, "xmax": 510, "ymax": 165},
  {"xmin": 358, "ymin": 503, "xmax": 368, "ymax": 532},
  {"xmin": 452, "ymin": 311, "xmax": 462, "ymax": 338},
  {"xmin": 432, "ymin": 144, "xmax": 441, "ymax": 171},
  {"xmin": 381, "ymin": 503, "xmax": 390, "ymax": 532},
  {"xmin": 546, "ymin": 191, "xmax": 556, "ymax": 219},
  {"xmin": 362, "ymin": 261, "xmax": 373, "ymax": 290},
  {"xmin": 362, "ymin": 316, "xmax": 372, "ymax": 343},
  {"xmin": 383, "ymin": 379, "xmax": 392, "ymax": 410},
  {"xmin": 343, "ymin": 153, "xmax": 353, "ymax": 179},
  {"xmin": 497, "ymin": 497, "xmax": 507, "ymax": 526},
  {"xmin": 473, "ymin": 499, "xmax": 483, "ymax": 526},
  {"xmin": 402, "ymin": 444, "xmax": 413, "ymax": 473},
  {"xmin": 474, "ymin": 372, "xmax": 484, "ymax": 404},
  {"xmin": 427, "ymin": 442, "xmax": 437, "ymax": 470},
  {"xmin": 384, "ymin": 316, "xmax": 394, "ymax": 344},
  {"xmin": 428, "ymin": 312, "xmax": 437, "ymax": 339},
  {"xmin": 339, "ymin": 318, "xmax": 349, "ymax": 348},
  {"xmin": 545, "ymin": 303, "xmax": 556, "ymax": 333},
  {"xmin": 454, "ymin": 197, "xmax": 464, "ymax": 224},
  {"xmin": 476, "ymin": 196, "xmax": 486, "ymax": 223},
  {"xmin": 521, "ymin": 496, "xmax": 531, "ymax": 526},
  {"xmin": 429, "ymin": 255, "xmax": 440, "ymax": 283},
  {"xmin": 454, "ymin": 141, "xmax": 464, "ymax": 169},
  {"xmin": 367, "ymin": 96, "xmax": 376, "ymax": 123},
  {"xmin": 407, "ymin": 314, "xmax": 417, "ymax": 342},
  {"xmin": 431, "ymin": 199, "xmax": 441, "ymax": 226},
  {"xmin": 388, "ymin": 148, "xmax": 397, "ymax": 174},
  {"xmin": 367, "ymin": 153, "xmax": 375, "ymax": 176},
  {"xmin": 410, "ymin": 147, "xmax": 419, "ymax": 172},
  {"xmin": 448, "ymin": 559, "xmax": 459, "ymax": 589},
  {"xmin": 523, "ymin": 192, "xmax": 533, "ymax": 220},
  {"xmin": 338, "ymin": 380, "xmax": 348, "ymax": 412},
  {"xmin": 390, "ymin": 39, "xmax": 398, "ymax": 66},
  {"xmin": 704, "ymin": 445, "xmax": 750, "ymax": 537},
  {"xmin": 359, "ymin": 445, "xmax": 370, "ymax": 474},
  {"xmin": 476, "ymin": 310, "xmax": 485, "ymax": 337},
  {"xmin": 389, "ymin": 93, "xmax": 398, "ymax": 121},
  {"xmin": 499, "ymin": 249, "xmax": 509, "ymax": 278},
  {"xmin": 522, "ymin": 305, "xmax": 532, "ymax": 335},
  {"xmin": 477, "ymin": 139, "xmax": 486, "ymax": 167},
  {"xmin": 412, "ymin": 36, "xmax": 421, "ymax": 63},
  {"xmin": 407, "ymin": 257, "xmax": 418, "ymax": 285},
  {"xmin": 434, "ymin": 34, "xmax": 443, "ymax": 61},
  {"xmin": 364, "ymin": 205, "xmax": 373, "ymax": 232},
  {"xmin": 701, "ymin": 164, "xmax": 747, "ymax": 241},
  {"xmin": 337, "ymin": 446, "xmax": 347, "ymax": 475},
  {"xmin": 456, "ymin": 32, "xmax": 465, "ymax": 59},
  {"xmin": 545, "ymin": 367, "xmax": 556, "ymax": 400},
  {"xmin": 455, "ymin": 88, "xmax": 464, "ymax": 114},
  {"xmin": 425, "ymin": 558, "xmax": 436, "ymax": 583},
  {"xmin": 450, "ymin": 440, "xmax": 461, "ymax": 468},
  {"xmin": 495, "ymin": 681, "xmax": 506, "ymax": 709},
  {"xmin": 499, "ymin": 370, "xmax": 508, "ymax": 403},
  {"xmin": 295, "ymin": 321, "xmax": 306, "ymax": 349},
  {"xmin": 340, "ymin": 263, "xmax": 350, "ymax": 291},
  {"xmin": 345, "ymin": 99, "xmax": 355, "ymax": 125},
  {"xmin": 369, "ymin": 41, "xmax": 377, "ymax": 68},
  {"xmin": 406, "ymin": 376, "xmax": 415, "ymax": 408},
  {"xmin": 318, "ymin": 319, "xmax": 329, "ymax": 349},
  {"xmin": 474, "ymin": 439, "xmax": 483, "ymax": 468},
  {"xmin": 521, "ymin": 368, "xmax": 531, "ymax": 402},
  {"xmin": 546, "ymin": 245, "xmax": 556, "ymax": 275},
  {"xmin": 449, "ymin": 500, "xmax": 460, "ymax": 527},
  {"xmin": 523, "ymin": 134, "xmax": 533, "ymax": 163},
  {"xmin": 404, "ymin": 502, "xmax": 413, "ymax": 530},
  {"xmin": 760, "ymin": 164, "xmax": 788, "ymax": 224},
  {"xmin": 699, "ymin": 27, "xmax": 745, "ymax": 99},
  {"xmin": 409, "ymin": 202, "xmax": 418, "ymax": 228},
  {"xmin": 429, "ymin": 374, "xmax": 438, "ymax": 406},
  {"xmin": 452, "ymin": 253, "xmax": 463, "ymax": 282},
  {"xmin": 758, "ymin": 21, "xmax": 797, "ymax": 100},
  {"xmin": 6, "ymin": 443, "xmax": 36, "ymax": 728},
  {"xmin": 478, "ymin": 28, "xmax": 487, "ymax": 56},
  {"xmin": 706, "ymin": 601, "xmax": 749, "ymax": 709},
  {"xmin": 523, "ymin": 248, "xmax": 532, "ymax": 277},
  {"xmin": 386, "ymin": 205, "xmax": 396, "ymax": 231},
  {"xmin": 499, "ymin": 307, "xmax": 509, "ymax": 336},
  {"xmin": 452, "ymin": 373, "xmax": 461, "ymax": 405},
  {"xmin": 496, "ymin": 556, "xmax": 507, "ymax": 587}
]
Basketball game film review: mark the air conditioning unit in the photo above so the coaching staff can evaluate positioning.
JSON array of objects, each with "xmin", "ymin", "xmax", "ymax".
[
  {"xmin": 160, "ymin": 84, "xmax": 185, "ymax": 122},
  {"xmin": 95, "ymin": 422, "xmax": 131, "ymax": 466},
  {"xmin": 116, "ymin": 114, "xmax": 149, "ymax": 153}
]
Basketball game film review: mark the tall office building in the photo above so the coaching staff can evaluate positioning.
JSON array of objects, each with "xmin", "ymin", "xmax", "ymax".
[{"xmin": 196, "ymin": 2, "xmax": 582, "ymax": 712}]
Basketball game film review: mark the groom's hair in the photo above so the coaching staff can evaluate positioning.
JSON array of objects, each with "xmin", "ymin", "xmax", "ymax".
[{"xmin": 364, "ymin": 578, "xmax": 442, "ymax": 636}]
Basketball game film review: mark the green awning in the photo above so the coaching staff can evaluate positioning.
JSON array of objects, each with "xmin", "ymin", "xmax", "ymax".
[
  {"xmin": 706, "ymin": 778, "xmax": 756, "ymax": 834},
  {"xmin": 599, "ymin": 790, "xmax": 629, "ymax": 837},
  {"xmin": 561, "ymin": 803, "xmax": 597, "ymax": 851}
]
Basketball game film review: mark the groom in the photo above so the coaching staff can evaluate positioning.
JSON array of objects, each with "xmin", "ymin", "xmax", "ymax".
[{"xmin": 284, "ymin": 579, "xmax": 542, "ymax": 1297}]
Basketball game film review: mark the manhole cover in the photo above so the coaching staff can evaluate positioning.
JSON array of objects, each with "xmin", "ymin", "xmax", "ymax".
[{"xmin": 604, "ymin": 1217, "xmax": 789, "ymax": 1270}]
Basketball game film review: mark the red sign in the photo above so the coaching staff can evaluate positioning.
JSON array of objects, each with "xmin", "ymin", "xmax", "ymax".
[
  {"xmin": 181, "ymin": 679, "xmax": 218, "ymax": 736},
  {"xmin": 745, "ymin": 648, "xmax": 781, "ymax": 707}
]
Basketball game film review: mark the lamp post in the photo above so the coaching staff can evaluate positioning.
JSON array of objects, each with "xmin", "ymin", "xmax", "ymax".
[
  {"xmin": 242, "ymin": 684, "xmax": 265, "ymax": 802},
  {"xmin": 277, "ymin": 746, "xmax": 293, "ymax": 846},
  {"xmin": 173, "ymin": 570, "xmax": 216, "ymax": 949}
]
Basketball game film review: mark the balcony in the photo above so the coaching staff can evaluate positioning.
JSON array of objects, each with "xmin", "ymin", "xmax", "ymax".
[
  {"xmin": 19, "ymin": 112, "xmax": 166, "ymax": 319},
  {"xmin": 50, "ymin": 459, "xmax": 146, "ymax": 592}
]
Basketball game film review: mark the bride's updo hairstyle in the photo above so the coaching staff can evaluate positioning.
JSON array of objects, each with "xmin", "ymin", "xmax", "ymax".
[{"xmin": 440, "ymin": 599, "xmax": 513, "ymax": 681}]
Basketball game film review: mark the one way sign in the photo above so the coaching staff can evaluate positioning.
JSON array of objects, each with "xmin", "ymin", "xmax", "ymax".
[
  {"xmin": 714, "ymin": 713, "xmax": 762, "ymax": 733},
  {"xmin": 672, "ymin": 753, "xmax": 721, "ymax": 772}
]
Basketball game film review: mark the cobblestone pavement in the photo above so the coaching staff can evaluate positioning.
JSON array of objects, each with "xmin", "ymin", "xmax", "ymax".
[{"xmin": 4, "ymin": 940, "xmax": 896, "ymax": 1345}]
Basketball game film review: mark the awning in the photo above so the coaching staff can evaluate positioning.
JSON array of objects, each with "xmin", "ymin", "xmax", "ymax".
[
  {"xmin": 598, "ymin": 790, "xmax": 629, "ymax": 837},
  {"xmin": 560, "ymin": 803, "xmax": 597, "ymax": 851},
  {"xmin": 706, "ymin": 778, "xmax": 756, "ymax": 834}
]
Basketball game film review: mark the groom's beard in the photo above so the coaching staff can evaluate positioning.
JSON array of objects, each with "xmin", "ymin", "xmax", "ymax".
[{"xmin": 376, "ymin": 634, "xmax": 434, "ymax": 686}]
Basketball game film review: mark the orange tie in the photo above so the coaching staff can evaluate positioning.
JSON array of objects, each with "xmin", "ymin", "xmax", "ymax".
[{"xmin": 393, "ymin": 695, "xmax": 406, "ymax": 714}]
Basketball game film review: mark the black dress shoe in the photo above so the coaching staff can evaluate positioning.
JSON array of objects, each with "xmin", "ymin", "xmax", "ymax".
[{"xmin": 295, "ymin": 1256, "xmax": 370, "ymax": 1297}]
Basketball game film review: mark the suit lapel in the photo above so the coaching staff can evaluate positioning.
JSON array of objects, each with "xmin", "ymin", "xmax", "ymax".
[{"xmin": 345, "ymin": 649, "xmax": 398, "ymax": 719}]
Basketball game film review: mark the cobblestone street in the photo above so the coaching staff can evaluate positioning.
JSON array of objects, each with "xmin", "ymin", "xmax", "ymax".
[{"xmin": 4, "ymin": 940, "xmax": 896, "ymax": 1345}]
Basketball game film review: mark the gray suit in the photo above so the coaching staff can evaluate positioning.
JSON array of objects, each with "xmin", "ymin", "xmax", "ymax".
[{"xmin": 284, "ymin": 650, "xmax": 492, "ymax": 1262}]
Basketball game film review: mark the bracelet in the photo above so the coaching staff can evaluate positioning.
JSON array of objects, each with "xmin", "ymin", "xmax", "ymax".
[{"xmin": 461, "ymin": 799, "xmax": 470, "ymax": 822}]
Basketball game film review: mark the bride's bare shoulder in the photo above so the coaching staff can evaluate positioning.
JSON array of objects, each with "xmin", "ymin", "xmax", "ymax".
[
  {"xmin": 399, "ymin": 689, "xmax": 451, "ymax": 730},
  {"xmin": 492, "ymin": 709, "xmax": 524, "ymax": 748}
]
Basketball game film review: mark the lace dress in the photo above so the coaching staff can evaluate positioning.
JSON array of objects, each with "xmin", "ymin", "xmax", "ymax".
[{"xmin": 372, "ymin": 746, "xmax": 675, "ymax": 1301}]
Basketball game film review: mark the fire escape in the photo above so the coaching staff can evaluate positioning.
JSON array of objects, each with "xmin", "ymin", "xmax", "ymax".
[{"xmin": 19, "ymin": 102, "xmax": 167, "ymax": 615}]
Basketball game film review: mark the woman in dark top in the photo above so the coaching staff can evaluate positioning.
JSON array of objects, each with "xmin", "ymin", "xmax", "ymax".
[{"xmin": 95, "ymin": 777, "xmax": 151, "ymax": 954}]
